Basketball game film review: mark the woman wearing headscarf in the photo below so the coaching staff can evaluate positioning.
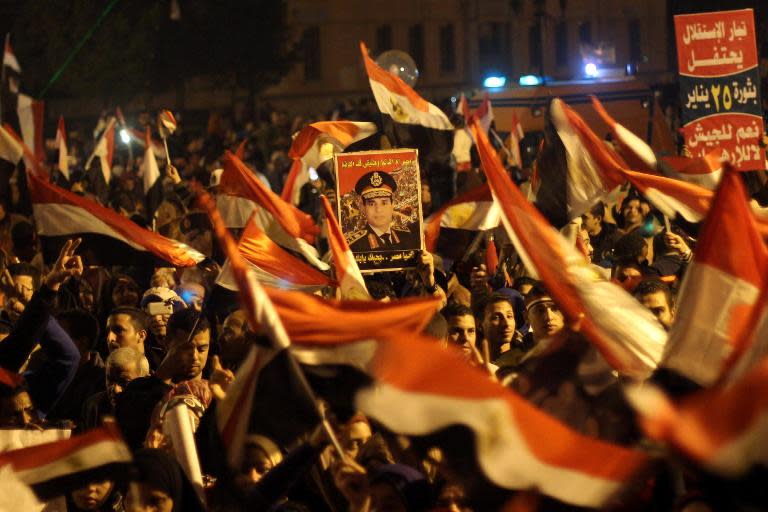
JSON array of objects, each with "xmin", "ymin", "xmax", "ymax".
[{"xmin": 124, "ymin": 448, "xmax": 205, "ymax": 512}]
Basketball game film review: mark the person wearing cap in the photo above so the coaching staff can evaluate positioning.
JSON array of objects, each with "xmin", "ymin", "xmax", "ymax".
[
  {"xmin": 140, "ymin": 287, "xmax": 187, "ymax": 368},
  {"xmin": 347, "ymin": 170, "xmax": 419, "ymax": 252}
]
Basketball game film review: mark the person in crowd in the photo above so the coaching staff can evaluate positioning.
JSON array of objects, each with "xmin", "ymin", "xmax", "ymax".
[
  {"xmin": 441, "ymin": 302, "xmax": 477, "ymax": 359},
  {"xmin": 155, "ymin": 309, "xmax": 210, "ymax": 384},
  {"xmin": 125, "ymin": 448, "xmax": 205, "ymax": 512},
  {"xmin": 67, "ymin": 478, "xmax": 124, "ymax": 511},
  {"xmin": 105, "ymin": 307, "xmax": 149, "ymax": 355},
  {"xmin": 2, "ymin": 262, "xmax": 40, "ymax": 323},
  {"xmin": 581, "ymin": 201, "xmax": 618, "ymax": 265},
  {"xmin": 634, "ymin": 279, "xmax": 676, "ymax": 330},
  {"xmin": 139, "ymin": 287, "xmax": 187, "ymax": 362},
  {"xmin": 82, "ymin": 346, "xmax": 149, "ymax": 430},
  {"xmin": 479, "ymin": 292, "xmax": 527, "ymax": 363}
]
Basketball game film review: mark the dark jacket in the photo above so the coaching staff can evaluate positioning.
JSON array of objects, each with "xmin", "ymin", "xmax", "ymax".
[{"xmin": 0, "ymin": 286, "xmax": 81, "ymax": 418}]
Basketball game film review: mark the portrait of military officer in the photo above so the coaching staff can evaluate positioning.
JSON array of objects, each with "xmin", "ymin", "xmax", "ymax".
[{"xmin": 346, "ymin": 170, "xmax": 420, "ymax": 252}]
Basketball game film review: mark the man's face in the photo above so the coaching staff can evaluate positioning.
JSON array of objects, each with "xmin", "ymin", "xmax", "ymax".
[
  {"xmin": 362, "ymin": 196, "xmax": 394, "ymax": 231},
  {"xmin": 172, "ymin": 329, "xmax": 211, "ymax": 381},
  {"xmin": 106, "ymin": 361, "xmax": 141, "ymax": 406},
  {"xmin": 106, "ymin": 314, "xmax": 146, "ymax": 353},
  {"xmin": 482, "ymin": 301, "xmax": 516, "ymax": 345},
  {"xmin": 578, "ymin": 228, "xmax": 594, "ymax": 262},
  {"xmin": 526, "ymin": 298, "xmax": 565, "ymax": 341},
  {"xmin": 147, "ymin": 308, "xmax": 171, "ymax": 341},
  {"xmin": 622, "ymin": 199, "xmax": 643, "ymax": 227},
  {"xmin": 14, "ymin": 275, "xmax": 34, "ymax": 304},
  {"xmin": 0, "ymin": 390, "xmax": 34, "ymax": 427},
  {"xmin": 581, "ymin": 211, "xmax": 601, "ymax": 235},
  {"xmin": 638, "ymin": 291, "xmax": 674, "ymax": 330},
  {"xmin": 447, "ymin": 314, "xmax": 477, "ymax": 356},
  {"xmin": 111, "ymin": 278, "xmax": 140, "ymax": 308}
]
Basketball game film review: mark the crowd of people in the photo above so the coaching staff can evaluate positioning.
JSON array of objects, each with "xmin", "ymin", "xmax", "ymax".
[{"xmin": 0, "ymin": 91, "xmax": 766, "ymax": 512}]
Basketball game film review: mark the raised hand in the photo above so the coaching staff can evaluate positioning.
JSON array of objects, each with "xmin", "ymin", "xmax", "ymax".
[{"xmin": 45, "ymin": 238, "xmax": 84, "ymax": 291}]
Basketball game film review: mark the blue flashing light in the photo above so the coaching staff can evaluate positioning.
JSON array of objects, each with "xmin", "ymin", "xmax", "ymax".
[
  {"xmin": 519, "ymin": 74, "xmax": 543, "ymax": 86},
  {"xmin": 483, "ymin": 75, "xmax": 507, "ymax": 88},
  {"xmin": 584, "ymin": 62, "xmax": 598, "ymax": 78}
]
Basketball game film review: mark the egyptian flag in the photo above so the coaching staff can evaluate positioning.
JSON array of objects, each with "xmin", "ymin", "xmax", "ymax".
[
  {"xmin": 545, "ymin": 98, "xmax": 624, "ymax": 223},
  {"xmin": 216, "ymin": 214, "xmax": 331, "ymax": 292},
  {"xmin": 0, "ymin": 424, "xmax": 132, "ymax": 500},
  {"xmin": 3, "ymin": 123, "xmax": 46, "ymax": 179},
  {"xmin": 16, "ymin": 94, "xmax": 44, "ymax": 164},
  {"xmin": 591, "ymin": 96, "xmax": 723, "ymax": 189},
  {"xmin": 628, "ymin": 356, "xmax": 768, "ymax": 477},
  {"xmin": 85, "ymin": 117, "xmax": 115, "ymax": 194},
  {"xmin": 424, "ymin": 183, "xmax": 499, "ymax": 255},
  {"xmin": 355, "ymin": 333, "xmax": 649, "ymax": 508},
  {"xmin": 283, "ymin": 121, "xmax": 377, "ymax": 205},
  {"xmin": 29, "ymin": 172, "xmax": 204, "ymax": 267},
  {"xmin": 662, "ymin": 168, "xmax": 768, "ymax": 387},
  {"xmin": 456, "ymin": 93, "xmax": 471, "ymax": 124},
  {"xmin": 0, "ymin": 123, "xmax": 23, "ymax": 166},
  {"xmin": 360, "ymin": 42, "xmax": 453, "ymax": 168},
  {"xmin": 550, "ymin": 97, "xmax": 713, "ymax": 225},
  {"xmin": 0, "ymin": 37, "xmax": 21, "ymax": 124},
  {"xmin": 472, "ymin": 119, "xmax": 667, "ymax": 379},
  {"xmin": 55, "ymin": 116, "xmax": 68, "ymax": 181},
  {"xmin": 474, "ymin": 92, "xmax": 494, "ymax": 134},
  {"xmin": 217, "ymin": 151, "xmax": 327, "ymax": 270},
  {"xmin": 141, "ymin": 126, "xmax": 163, "ymax": 219},
  {"xmin": 197, "ymin": 187, "xmax": 322, "ymax": 451},
  {"xmin": 320, "ymin": 195, "xmax": 369, "ymax": 299}
]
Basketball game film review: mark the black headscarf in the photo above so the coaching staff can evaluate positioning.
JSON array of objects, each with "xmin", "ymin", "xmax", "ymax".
[{"xmin": 132, "ymin": 448, "xmax": 205, "ymax": 512}]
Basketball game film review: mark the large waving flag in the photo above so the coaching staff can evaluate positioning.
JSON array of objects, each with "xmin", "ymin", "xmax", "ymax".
[
  {"xmin": 3, "ymin": 123, "xmax": 46, "ymax": 179},
  {"xmin": 0, "ymin": 424, "xmax": 132, "ymax": 500},
  {"xmin": 282, "ymin": 121, "xmax": 377, "ymax": 205},
  {"xmin": 85, "ymin": 117, "xmax": 115, "ymax": 185},
  {"xmin": 662, "ymin": 169, "xmax": 768, "ymax": 386},
  {"xmin": 356, "ymin": 333, "xmax": 649, "ymax": 508},
  {"xmin": 591, "ymin": 96, "xmax": 723, "ymax": 189},
  {"xmin": 360, "ymin": 42, "xmax": 452, "ymax": 130},
  {"xmin": 216, "ymin": 214, "xmax": 332, "ymax": 292},
  {"xmin": 321, "ymin": 195, "xmax": 369, "ymax": 299},
  {"xmin": 471, "ymin": 119, "xmax": 667, "ymax": 378},
  {"xmin": 29, "ymin": 172, "xmax": 204, "ymax": 267},
  {"xmin": 628, "ymin": 356, "xmax": 768, "ymax": 477},
  {"xmin": 217, "ymin": 151, "xmax": 326, "ymax": 269},
  {"xmin": 424, "ymin": 183, "xmax": 499, "ymax": 253}
]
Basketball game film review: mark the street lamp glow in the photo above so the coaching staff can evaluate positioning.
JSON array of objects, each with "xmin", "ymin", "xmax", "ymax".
[
  {"xmin": 119, "ymin": 128, "xmax": 130, "ymax": 144},
  {"xmin": 483, "ymin": 75, "xmax": 507, "ymax": 88},
  {"xmin": 584, "ymin": 62, "xmax": 598, "ymax": 78}
]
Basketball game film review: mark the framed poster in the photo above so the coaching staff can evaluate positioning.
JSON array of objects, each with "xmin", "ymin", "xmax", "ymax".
[{"xmin": 335, "ymin": 149, "xmax": 423, "ymax": 272}]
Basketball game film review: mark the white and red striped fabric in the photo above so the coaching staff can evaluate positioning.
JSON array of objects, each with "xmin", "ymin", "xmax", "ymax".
[
  {"xmin": 282, "ymin": 121, "xmax": 377, "ymax": 205},
  {"xmin": 0, "ymin": 124, "xmax": 23, "ymax": 165},
  {"xmin": 591, "ymin": 96, "xmax": 723, "ymax": 189},
  {"xmin": 663, "ymin": 169, "xmax": 768, "ymax": 386},
  {"xmin": 457, "ymin": 93, "xmax": 471, "ymax": 125},
  {"xmin": 474, "ymin": 92, "xmax": 495, "ymax": 134},
  {"xmin": 158, "ymin": 109, "xmax": 177, "ymax": 137},
  {"xmin": 16, "ymin": 93, "xmax": 44, "ymax": 164},
  {"xmin": 217, "ymin": 151, "xmax": 327, "ymax": 270},
  {"xmin": 628, "ymin": 356, "xmax": 768, "ymax": 476},
  {"xmin": 548, "ymin": 98, "xmax": 623, "ymax": 220},
  {"xmin": 424, "ymin": 183, "xmax": 499, "ymax": 252},
  {"xmin": 321, "ymin": 195, "xmax": 369, "ymax": 299},
  {"xmin": 29, "ymin": 172, "xmax": 204, "ymax": 267},
  {"xmin": 0, "ymin": 424, "xmax": 131, "ymax": 500},
  {"xmin": 471, "ymin": 119, "xmax": 667, "ymax": 379},
  {"xmin": 356, "ymin": 333, "xmax": 649, "ymax": 507},
  {"xmin": 360, "ymin": 42, "xmax": 453, "ymax": 131},
  {"xmin": 85, "ymin": 117, "xmax": 115, "ymax": 184},
  {"xmin": 128, "ymin": 127, "xmax": 165, "ymax": 158},
  {"xmin": 3, "ymin": 123, "xmax": 46, "ymax": 179},
  {"xmin": 216, "ymin": 215, "xmax": 331, "ymax": 292},
  {"xmin": 55, "ymin": 116, "xmax": 68, "ymax": 180},
  {"xmin": 141, "ymin": 126, "xmax": 161, "ymax": 195}
]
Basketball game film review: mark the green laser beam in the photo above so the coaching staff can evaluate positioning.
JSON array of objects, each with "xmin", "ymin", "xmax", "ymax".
[{"xmin": 39, "ymin": 0, "xmax": 122, "ymax": 98}]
